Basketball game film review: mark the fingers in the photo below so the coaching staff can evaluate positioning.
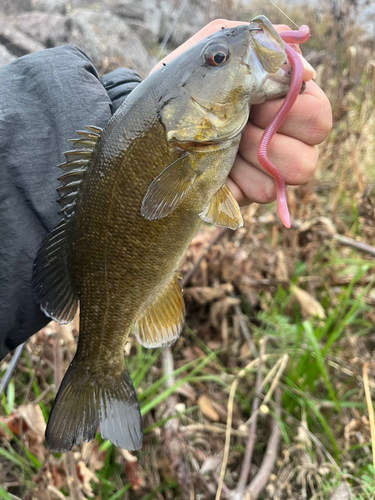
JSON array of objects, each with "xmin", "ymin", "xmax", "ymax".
[
  {"xmin": 250, "ymin": 80, "xmax": 333, "ymax": 146},
  {"xmin": 228, "ymin": 122, "xmax": 319, "ymax": 206}
]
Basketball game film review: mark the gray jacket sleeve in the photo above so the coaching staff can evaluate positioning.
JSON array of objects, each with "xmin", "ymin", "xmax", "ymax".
[{"xmin": 0, "ymin": 45, "xmax": 141, "ymax": 359}]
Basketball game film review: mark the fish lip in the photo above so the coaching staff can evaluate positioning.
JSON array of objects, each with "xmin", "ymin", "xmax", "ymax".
[
  {"xmin": 243, "ymin": 16, "xmax": 287, "ymax": 75},
  {"xmin": 249, "ymin": 15, "xmax": 285, "ymax": 48}
]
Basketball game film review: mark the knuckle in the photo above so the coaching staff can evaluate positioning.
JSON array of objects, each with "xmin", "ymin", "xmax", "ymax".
[
  {"xmin": 288, "ymin": 146, "xmax": 319, "ymax": 184},
  {"xmin": 306, "ymin": 97, "xmax": 333, "ymax": 144}
]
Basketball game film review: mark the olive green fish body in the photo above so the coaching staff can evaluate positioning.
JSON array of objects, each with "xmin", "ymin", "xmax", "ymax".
[
  {"xmin": 33, "ymin": 17, "xmax": 294, "ymax": 452},
  {"xmin": 71, "ymin": 84, "xmax": 241, "ymax": 359}
]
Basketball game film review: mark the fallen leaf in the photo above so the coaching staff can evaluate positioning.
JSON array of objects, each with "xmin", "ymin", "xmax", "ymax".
[
  {"xmin": 125, "ymin": 461, "xmax": 143, "ymax": 490},
  {"xmin": 46, "ymin": 485, "xmax": 67, "ymax": 500},
  {"xmin": 175, "ymin": 382, "xmax": 196, "ymax": 402},
  {"xmin": 18, "ymin": 404, "xmax": 46, "ymax": 437},
  {"xmin": 275, "ymin": 249, "xmax": 289, "ymax": 282},
  {"xmin": 328, "ymin": 482, "xmax": 351, "ymax": 500},
  {"xmin": 76, "ymin": 460, "xmax": 99, "ymax": 498},
  {"xmin": 210, "ymin": 296, "xmax": 240, "ymax": 329},
  {"xmin": 198, "ymin": 395, "xmax": 219, "ymax": 421},
  {"xmin": 0, "ymin": 413, "xmax": 28, "ymax": 437},
  {"xmin": 118, "ymin": 449, "xmax": 144, "ymax": 490},
  {"xmin": 291, "ymin": 285, "xmax": 326, "ymax": 319},
  {"xmin": 200, "ymin": 455, "xmax": 222, "ymax": 474}
]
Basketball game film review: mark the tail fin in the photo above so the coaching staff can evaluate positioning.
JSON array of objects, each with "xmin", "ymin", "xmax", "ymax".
[{"xmin": 45, "ymin": 360, "xmax": 143, "ymax": 452}]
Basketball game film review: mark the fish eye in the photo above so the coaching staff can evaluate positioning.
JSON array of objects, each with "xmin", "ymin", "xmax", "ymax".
[{"xmin": 205, "ymin": 44, "xmax": 230, "ymax": 67}]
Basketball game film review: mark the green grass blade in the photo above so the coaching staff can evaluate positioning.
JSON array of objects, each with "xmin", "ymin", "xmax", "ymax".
[
  {"xmin": 107, "ymin": 484, "xmax": 131, "ymax": 500},
  {"xmin": 141, "ymin": 352, "xmax": 216, "ymax": 415},
  {"xmin": 0, "ymin": 487, "xmax": 15, "ymax": 500},
  {"xmin": 303, "ymin": 321, "xmax": 339, "ymax": 409},
  {"xmin": 0, "ymin": 447, "xmax": 33, "ymax": 472}
]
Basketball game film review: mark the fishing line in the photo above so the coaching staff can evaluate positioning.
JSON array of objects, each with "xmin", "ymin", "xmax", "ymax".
[
  {"xmin": 266, "ymin": 0, "xmax": 299, "ymax": 28},
  {"xmin": 148, "ymin": 0, "xmax": 191, "ymax": 73}
]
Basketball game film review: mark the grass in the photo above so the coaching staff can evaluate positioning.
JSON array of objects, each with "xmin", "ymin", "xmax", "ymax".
[{"xmin": 1, "ymin": 0, "xmax": 375, "ymax": 498}]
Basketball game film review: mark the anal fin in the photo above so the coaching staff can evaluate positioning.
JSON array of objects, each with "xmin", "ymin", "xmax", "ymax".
[
  {"xmin": 135, "ymin": 276, "xmax": 185, "ymax": 348},
  {"xmin": 199, "ymin": 184, "xmax": 243, "ymax": 230}
]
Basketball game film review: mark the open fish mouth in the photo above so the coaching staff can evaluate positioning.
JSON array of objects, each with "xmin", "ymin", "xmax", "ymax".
[{"xmin": 248, "ymin": 16, "xmax": 288, "ymax": 74}]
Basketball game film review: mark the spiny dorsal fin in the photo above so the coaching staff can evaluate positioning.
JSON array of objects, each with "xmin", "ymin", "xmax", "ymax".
[
  {"xmin": 33, "ymin": 125, "xmax": 102, "ymax": 323},
  {"xmin": 199, "ymin": 184, "xmax": 243, "ymax": 230},
  {"xmin": 57, "ymin": 125, "xmax": 101, "ymax": 217},
  {"xmin": 135, "ymin": 275, "xmax": 185, "ymax": 348}
]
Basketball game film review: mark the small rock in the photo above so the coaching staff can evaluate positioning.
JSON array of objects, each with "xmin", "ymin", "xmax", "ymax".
[
  {"xmin": 1, "ymin": 0, "xmax": 32, "ymax": 16},
  {"xmin": 33, "ymin": 0, "xmax": 104, "ymax": 15},
  {"xmin": 0, "ymin": 43, "xmax": 16, "ymax": 67},
  {"xmin": 68, "ymin": 9, "xmax": 151, "ymax": 75},
  {"xmin": 0, "ymin": 13, "xmax": 46, "ymax": 57},
  {"xmin": 11, "ymin": 12, "xmax": 71, "ymax": 48},
  {"xmin": 110, "ymin": 2, "xmax": 145, "ymax": 21}
]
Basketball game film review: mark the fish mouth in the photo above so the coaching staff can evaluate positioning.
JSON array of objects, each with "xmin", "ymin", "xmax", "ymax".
[{"xmin": 246, "ymin": 16, "xmax": 288, "ymax": 74}]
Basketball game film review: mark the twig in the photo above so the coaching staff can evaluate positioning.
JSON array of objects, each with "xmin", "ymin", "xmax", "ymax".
[
  {"xmin": 363, "ymin": 362, "xmax": 375, "ymax": 470},
  {"xmin": 215, "ymin": 358, "xmax": 262, "ymax": 500},
  {"xmin": 162, "ymin": 346, "xmax": 191, "ymax": 498},
  {"xmin": 54, "ymin": 326, "xmax": 63, "ymax": 389},
  {"xmin": 258, "ymin": 213, "xmax": 375, "ymax": 258},
  {"xmin": 331, "ymin": 234, "xmax": 375, "ymax": 257},
  {"xmin": 181, "ymin": 423, "xmax": 249, "ymax": 437},
  {"xmin": 64, "ymin": 452, "xmax": 84, "ymax": 500},
  {"xmin": 24, "ymin": 331, "xmax": 50, "ymax": 403},
  {"xmin": 246, "ymin": 388, "xmax": 282, "ymax": 499},
  {"xmin": 261, "ymin": 354, "xmax": 289, "ymax": 407},
  {"xmin": 235, "ymin": 340, "xmax": 266, "ymax": 496},
  {"xmin": 181, "ymin": 227, "xmax": 227, "ymax": 288},
  {"xmin": 233, "ymin": 304, "xmax": 258, "ymax": 358},
  {"xmin": 0, "ymin": 343, "xmax": 25, "ymax": 398}
]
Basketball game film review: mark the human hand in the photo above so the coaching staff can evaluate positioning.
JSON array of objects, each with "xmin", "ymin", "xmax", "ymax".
[{"xmin": 152, "ymin": 20, "xmax": 332, "ymax": 207}]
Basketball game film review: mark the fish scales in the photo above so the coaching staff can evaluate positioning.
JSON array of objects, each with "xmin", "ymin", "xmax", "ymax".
[{"xmin": 33, "ymin": 17, "xmax": 297, "ymax": 452}]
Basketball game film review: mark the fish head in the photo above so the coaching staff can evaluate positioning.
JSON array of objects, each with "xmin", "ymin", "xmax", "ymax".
[{"xmin": 158, "ymin": 16, "xmax": 292, "ymax": 145}]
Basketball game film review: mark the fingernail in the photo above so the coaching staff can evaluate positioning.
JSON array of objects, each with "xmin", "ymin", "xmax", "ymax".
[{"xmin": 303, "ymin": 58, "xmax": 317, "ymax": 79}]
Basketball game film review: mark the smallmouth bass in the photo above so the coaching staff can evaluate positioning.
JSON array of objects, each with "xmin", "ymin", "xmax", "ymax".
[{"xmin": 34, "ymin": 16, "xmax": 301, "ymax": 452}]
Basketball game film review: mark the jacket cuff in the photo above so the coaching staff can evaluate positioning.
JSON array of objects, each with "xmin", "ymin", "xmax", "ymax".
[{"xmin": 100, "ymin": 68, "xmax": 142, "ymax": 114}]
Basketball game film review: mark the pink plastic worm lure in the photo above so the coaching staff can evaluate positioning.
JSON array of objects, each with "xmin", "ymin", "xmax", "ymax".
[{"xmin": 257, "ymin": 25, "xmax": 310, "ymax": 228}]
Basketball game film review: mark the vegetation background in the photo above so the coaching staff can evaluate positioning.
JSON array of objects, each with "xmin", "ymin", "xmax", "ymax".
[{"xmin": 0, "ymin": 0, "xmax": 374, "ymax": 498}]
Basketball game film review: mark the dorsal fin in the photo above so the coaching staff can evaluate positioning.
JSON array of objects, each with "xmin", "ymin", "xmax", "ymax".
[
  {"xmin": 33, "ymin": 126, "xmax": 102, "ymax": 323},
  {"xmin": 56, "ymin": 125, "xmax": 102, "ymax": 217}
]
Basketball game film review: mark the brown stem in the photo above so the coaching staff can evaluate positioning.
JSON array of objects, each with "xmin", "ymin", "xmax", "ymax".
[
  {"xmin": 64, "ymin": 452, "xmax": 84, "ymax": 500},
  {"xmin": 331, "ymin": 233, "xmax": 375, "ymax": 257},
  {"xmin": 246, "ymin": 388, "xmax": 282, "ymax": 499},
  {"xmin": 233, "ymin": 304, "xmax": 258, "ymax": 357},
  {"xmin": 54, "ymin": 326, "xmax": 63, "ymax": 390},
  {"xmin": 162, "ymin": 347, "xmax": 191, "ymax": 499},
  {"xmin": 235, "ymin": 341, "xmax": 266, "ymax": 495}
]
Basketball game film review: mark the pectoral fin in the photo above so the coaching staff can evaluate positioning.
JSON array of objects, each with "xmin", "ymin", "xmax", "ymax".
[
  {"xmin": 141, "ymin": 153, "xmax": 196, "ymax": 220},
  {"xmin": 135, "ymin": 276, "xmax": 185, "ymax": 348},
  {"xmin": 199, "ymin": 184, "xmax": 243, "ymax": 230}
]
